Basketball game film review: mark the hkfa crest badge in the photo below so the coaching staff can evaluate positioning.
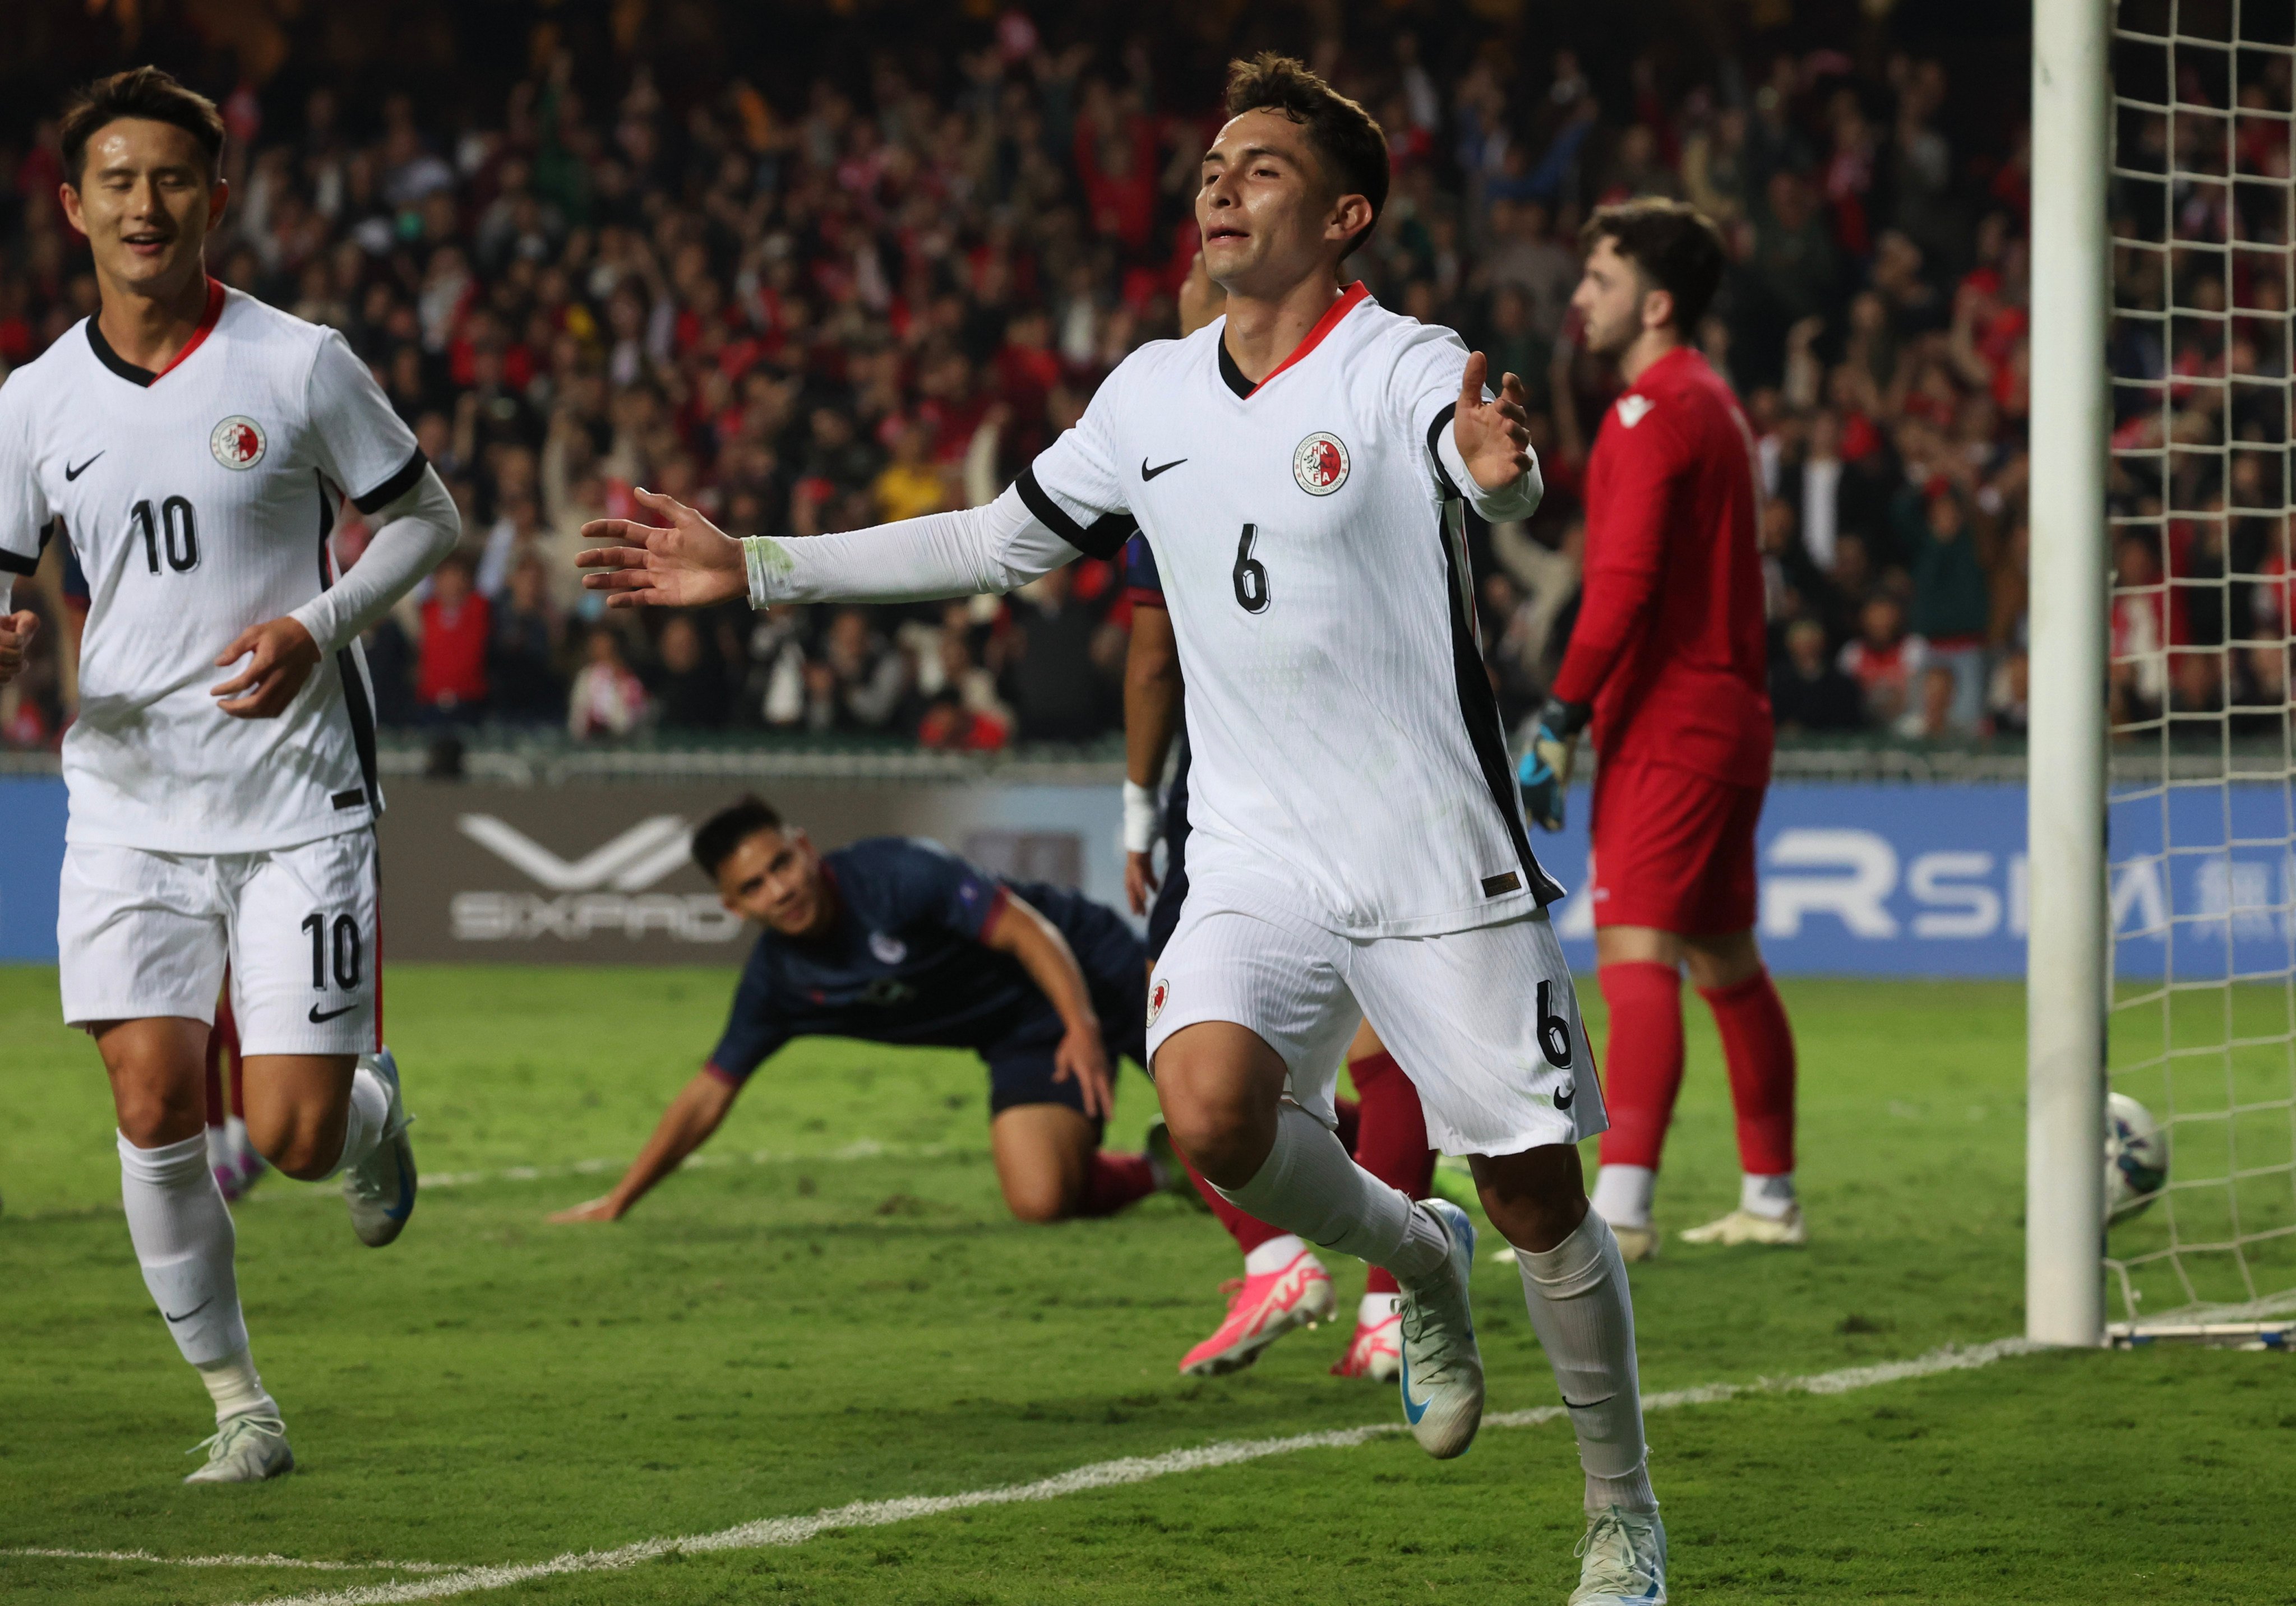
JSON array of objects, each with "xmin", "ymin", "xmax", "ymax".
[
  {"xmin": 868, "ymin": 931, "xmax": 908, "ymax": 965},
  {"xmin": 211, "ymin": 416, "xmax": 266, "ymax": 470},
  {"xmin": 1292, "ymin": 432, "xmax": 1349, "ymax": 496},
  {"xmin": 1147, "ymin": 975, "xmax": 1171, "ymax": 1027}
]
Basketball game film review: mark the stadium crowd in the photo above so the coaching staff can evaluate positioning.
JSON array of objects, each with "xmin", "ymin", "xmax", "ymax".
[{"xmin": 2, "ymin": 3, "xmax": 2273, "ymax": 754}]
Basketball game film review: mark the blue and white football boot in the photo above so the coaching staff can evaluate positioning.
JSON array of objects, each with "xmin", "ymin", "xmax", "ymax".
[
  {"xmin": 1569, "ymin": 1506, "xmax": 1668, "ymax": 1604},
  {"xmin": 1395, "ymin": 1197, "xmax": 1484, "ymax": 1459},
  {"xmin": 343, "ymin": 1047, "xmax": 417, "ymax": 1248}
]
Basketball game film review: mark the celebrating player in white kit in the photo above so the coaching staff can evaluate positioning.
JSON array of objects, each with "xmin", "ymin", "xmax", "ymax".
[
  {"xmin": 578, "ymin": 56, "xmax": 1664, "ymax": 1602},
  {"xmin": 0, "ymin": 70, "xmax": 459, "ymax": 1483}
]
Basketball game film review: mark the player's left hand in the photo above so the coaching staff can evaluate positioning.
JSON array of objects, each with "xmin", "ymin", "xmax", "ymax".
[
  {"xmin": 1053, "ymin": 1022, "xmax": 1114, "ymax": 1121},
  {"xmin": 1454, "ymin": 351, "xmax": 1535, "ymax": 493},
  {"xmin": 547, "ymin": 1196, "xmax": 625, "ymax": 1224},
  {"xmin": 1516, "ymin": 696, "xmax": 1589, "ymax": 833},
  {"xmin": 211, "ymin": 615, "xmax": 322, "ymax": 719}
]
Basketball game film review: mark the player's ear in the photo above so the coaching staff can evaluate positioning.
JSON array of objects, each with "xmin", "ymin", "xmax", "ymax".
[
  {"xmin": 1642, "ymin": 285, "xmax": 1676, "ymax": 335},
  {"xmin": 1326, "ymin": 192, "xmax": 1373, "ymax": 246},
  {"xmin": 207, "ymin": 177, "xmax": 231, "ymax": 230}
]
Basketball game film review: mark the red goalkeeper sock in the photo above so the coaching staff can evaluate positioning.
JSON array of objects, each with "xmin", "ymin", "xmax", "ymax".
[
  {"xmin": 1080, "ymin": 1150, "xmax": 1161, "ymax": 1218},
  {"xmin": 1347, "ymin": 1049, "xmax": 1435, "ymax": 1299},
  {"xmin": 1699, "ymin": 970, "xmax": 1798, "ymax": 1177},
  {"xmin": 1595, "ymin": 961, "xmax": 1686, "ymax": 1172}
]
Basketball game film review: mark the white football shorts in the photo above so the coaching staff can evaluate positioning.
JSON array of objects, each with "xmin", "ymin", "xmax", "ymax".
[
  {"xmin": 1145, "ymin": 890, "xmax": 1603, "ymax": 1157},
  {"xmin": 58, "ymin": 830, "xmax": 380, "ymax": 1057}
]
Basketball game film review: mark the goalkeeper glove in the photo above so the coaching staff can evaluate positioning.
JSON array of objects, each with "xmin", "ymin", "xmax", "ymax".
[{"xmin": 1515, "ymin": 696, "xmax": 1590, "ymax": 832}]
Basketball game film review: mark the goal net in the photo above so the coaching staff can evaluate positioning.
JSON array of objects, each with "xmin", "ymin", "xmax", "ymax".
[{"xmin": 2103, "ymin": 0, "xmax": 2296, "ymax": 1339}]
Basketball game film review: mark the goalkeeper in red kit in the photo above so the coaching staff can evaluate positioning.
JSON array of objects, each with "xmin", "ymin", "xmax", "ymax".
[{"xmin": 1517, "ymin": 198, "xmax": 1801, "ymax": 1261}]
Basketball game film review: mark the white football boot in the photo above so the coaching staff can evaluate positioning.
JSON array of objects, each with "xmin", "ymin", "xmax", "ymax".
[
  {"xmin": 183, "ymin": 1414, "xmax": 294, "ymax": 1484},
  {"xmin": 1395, "ymin": 1198, "xmax": 1484, "ymax": 1459},
  {"xmin": 1610, "ymin": 1223, "xmax": 1660, "ymax": 1262},
  {"xmin": 343, "ymin": 1047, "xmax": 417, "ymax": 1248},
  {"xmin": 1569, "ymin": 1506, "xmax": 1668, "ymax": 1604},
  {"xmin": 1679, "ymin": 1204, "xmax": 1804, "ymax": 1247}
]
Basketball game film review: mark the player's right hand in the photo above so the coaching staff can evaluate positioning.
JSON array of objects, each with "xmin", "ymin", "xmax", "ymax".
[
  {"xmin": 547, "ymin": 1195, "xmax": 625, "ymax": 1224},
  {"xmin": 1124, "ymin": 849, "xmax": 1160, "ymax": 915},
  {"xmin": 578, "ymin": 487, "xmax": 749, "ymax": 609},
  {"xmin": 0, "ymin": 609, "xmax": 38, "ymax": 686}
]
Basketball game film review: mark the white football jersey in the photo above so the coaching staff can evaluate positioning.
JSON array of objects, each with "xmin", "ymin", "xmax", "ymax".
[
  {"xmin": 1023, "ymin": 285, "xmax": 1560, "ymax": 937},
  {"xmin": 0, "ymin": 283, "xmax": 422, "ymax": 851}
]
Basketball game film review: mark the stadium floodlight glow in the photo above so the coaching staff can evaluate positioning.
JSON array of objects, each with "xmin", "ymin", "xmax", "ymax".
[{"xmin": 2036, "ymin": 0, "xmax": 2296, "ymax": 1349}]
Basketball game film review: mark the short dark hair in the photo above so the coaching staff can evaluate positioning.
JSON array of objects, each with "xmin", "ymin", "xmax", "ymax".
[
  {"xmin": 1223, "ymin": 53, "xmax": 1389, "ymax": 258},
  {"xmin": 1582, "ymin": 198, "xmax": 1727, "ymax": 335},
  {"xmin": 692, "ymin": 795, "xmax": 785, "ymax": 879},
  {"xmin": 60, "ymin": 67, "xmax": 226, "ymax": 185}
]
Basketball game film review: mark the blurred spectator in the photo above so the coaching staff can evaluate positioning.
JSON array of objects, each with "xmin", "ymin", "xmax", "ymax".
[
  {"xmin": 652, "ymin": 613, "xmax": 733, "ymax": 732},
  {"xmin": 1906, "ymin": 490, "xmax": 1992, "ymax": 732},
  {"xmin": 1839, "ymin": 594, "xmax": 1927, "ymax": 729},
  {"xmin": 568, "ymin": 624, "xmax": 648, "ymax": 739},
  {"xmin": 488, "ymin": 553, "xmax": 565, "ymax": 724},
  {"xmin": 1004, "ymin": 564, "xmax": 1117, "ymax": 742},
  {"xmin": 1770, "ymin": 618, "xmax": 1865, "ymax": 734},
  {"xmin": 806, "ymin": 607, "xmax": 908, "ymax": 733},
  {"xmin": 415, "ymin": 552, "xmax": 490, "ymax": 721}
]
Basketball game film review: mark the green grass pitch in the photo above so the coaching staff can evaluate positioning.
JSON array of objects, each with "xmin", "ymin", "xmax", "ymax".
[{"xmin": 2, "ymin": 964, "xmax": 2290, "ymax": 1605}]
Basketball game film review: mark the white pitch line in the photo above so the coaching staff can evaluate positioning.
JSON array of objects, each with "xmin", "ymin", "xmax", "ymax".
[
  {"xmin": 154, "ymin": 1336, "xmax": 2040, "ymax": 1606},
  {"xmin": 5, "ymin": 1548, "xmax": 457, "ymax": 1574}
]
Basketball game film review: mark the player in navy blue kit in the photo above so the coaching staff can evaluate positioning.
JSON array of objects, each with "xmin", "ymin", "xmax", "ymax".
[{"xmin": 551, "ymin": 796, "xmax": 1172, "ymax": 1226}]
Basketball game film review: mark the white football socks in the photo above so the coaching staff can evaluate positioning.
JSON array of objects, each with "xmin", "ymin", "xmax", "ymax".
[
  {"xmin": 1741, "ymin": 1171, "xmax": 1796, "ymax": 1219},
  {"xmin": 1589, "ymin": 1163, "xmax": 1655, "ymax": 1231},
  {"xmin": 317, "ymin": 1063, "xmax": 390, "ymax": 1181},
  {"xmin": 118, "ymin": 1132, "xmax": 256, "ymax": 1378},
  {"xmin": 196, "ymin": 1348, "xmax": 277, "ymax": 1425},
  {"xmin": 1242, "ymin": 1233, "xmax": 1310, "ymax": 1277},
  {"xmin": 1212, "ymin": 1103, "xmax": 1452, "ymax": 1288},
  {"xmin": 1517, "ymin": 1209, "xmax": 1657, "ymax": 1515},
  {"xmin": 1358, "ymin": 1290, "xmax": 1402, "ymax": 1327}
]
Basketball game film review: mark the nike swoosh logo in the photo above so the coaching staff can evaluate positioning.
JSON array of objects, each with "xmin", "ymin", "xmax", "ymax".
[
  {"xmin": 65, "ymin": 452, "xmax": 104, "ymax": 481},
  {"xmin": 1140, "ymin": 457, "xmax": 1186, "ymax": 482},
  {"xmin": 1559, "ymin": 1392, "xmax": 1616, "ymax": 1409},
  {"xmin": 308, "ymin": 1003, "xmax": 358, "ymax": 1024},
  {"xmin": 1555, "ymin": 1084, "xmax": 1576, "ymax": 1110},
  {"xmin": 1399, "ymin": 1346, "xmax": 1433, "ymax": 1424},
  {"xmin": 163, "ymin": 1297, "xmax": 213, "ymax": 1323}
]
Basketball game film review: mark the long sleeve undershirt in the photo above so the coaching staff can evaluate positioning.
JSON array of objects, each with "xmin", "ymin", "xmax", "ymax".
[{"xmin": 290, "ymin": 465, "xmax": 461, "ymax": 654}]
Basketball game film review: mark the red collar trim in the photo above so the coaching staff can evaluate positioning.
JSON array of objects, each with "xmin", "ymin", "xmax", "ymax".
[
  {"xmin": 153, "ymin": 279, "xmax": 227, "ymax": 381},
  {"xmin": 1227, "ymin": 281, "xmax": 1370, "ymax": 400}
]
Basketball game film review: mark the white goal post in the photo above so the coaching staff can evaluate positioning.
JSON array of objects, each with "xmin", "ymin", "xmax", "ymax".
[{"xmin": 2030, "ymin": 0, "xmax": 2296, "ymax": 1349}]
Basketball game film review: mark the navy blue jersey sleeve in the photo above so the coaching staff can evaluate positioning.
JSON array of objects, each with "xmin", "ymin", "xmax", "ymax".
[
  {"xmin": 1124, "ymin": 532, "xmax": 1163, "ymax": 607},
  {"xmin": 705, "ymin": 958, "xmax": 791, "ymax": 1086},
  {"xmin": 874, "ymin": 837, "xmax": 1010, "ymax": 940}
]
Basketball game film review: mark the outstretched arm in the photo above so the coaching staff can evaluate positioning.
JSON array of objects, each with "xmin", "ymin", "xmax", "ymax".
[
  {"xmin": 549, "ymin": 1068, "xmax": 740, "ymax": 1222},
  {"xmin": 579, "ymin": 484, "xmax": 1084, "ymax": 612},
  {"xmin": 981, "ymin": 892, "xmax": 1112, "ymax": 1120}
]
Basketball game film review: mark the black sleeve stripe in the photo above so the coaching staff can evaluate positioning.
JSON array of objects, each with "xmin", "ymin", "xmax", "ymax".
[
  {"xmin": 1426, "ymin": 401, "xmax": 1463, "ymax": 502},
  {"xmin": 1015, "ymin": 465, "xmax": 1135, "ymax": 561},
  {"xmin": 351, "ymin": 447, "xmax": 429, "ymax": 516},
  {"xmin": 1014, "ymin": 464, "xmax": 1085, "ymax": 545},
  {"xmin": 0, "ymin": 546, "xmax": 38, "ymax": 576}
]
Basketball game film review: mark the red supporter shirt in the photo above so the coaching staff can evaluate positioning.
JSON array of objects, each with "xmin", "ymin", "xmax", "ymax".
[{"xmin": 1550, "ymin": 346, "xmax": 1774, "ymax": 787}]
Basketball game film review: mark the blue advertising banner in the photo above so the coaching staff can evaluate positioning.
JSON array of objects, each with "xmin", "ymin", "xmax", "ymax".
[
  {"xmin": 0, "ymin": 776, "xmax": 66, "ymax": 962},
  {"xmin": 2, "ymin": 775, "xmax": 2287, "ymax": 978}
]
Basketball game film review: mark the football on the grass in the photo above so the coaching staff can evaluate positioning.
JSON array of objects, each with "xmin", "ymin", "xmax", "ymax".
[{"xmin": 2105, "ymin": 1091, "xmax": 2170, "ymax": 1226}]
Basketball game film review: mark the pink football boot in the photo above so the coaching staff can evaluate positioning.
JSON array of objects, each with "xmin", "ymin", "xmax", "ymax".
[{"xmin": 1177, "ymin": 1249, "xmax": 1337, "ymax": 1376}]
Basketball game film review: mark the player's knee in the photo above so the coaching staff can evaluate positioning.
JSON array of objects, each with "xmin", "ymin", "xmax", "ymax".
[
  {"xmin": 1005, "ymin": 1186, "xmax": 1071, "ymax": 1225},
  {"xmin": 1473, "ymin": 1144, "xmax": 1590, "ymax": 1253},
  {"xmin": 112, "ymin": 1085, "xmax": 200, "ymax": 1150}
]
